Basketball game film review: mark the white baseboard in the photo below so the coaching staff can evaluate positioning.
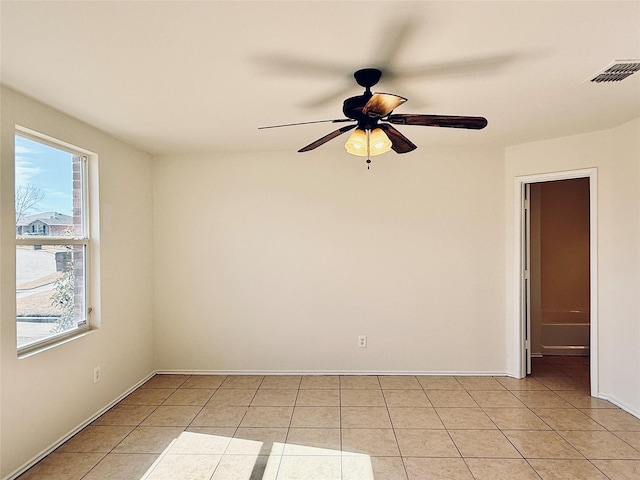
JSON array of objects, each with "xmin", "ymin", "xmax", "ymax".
[
  {"xmin": 155, "ymin": 369, "xmax": 512, "ymax": 377},
  {"xmin": 596, "ymin": 393, "xmax": 640, "ymax": 419},
  {"xmin": 4, "ymin": 371, "xmax": 156, "ymax": 480}
]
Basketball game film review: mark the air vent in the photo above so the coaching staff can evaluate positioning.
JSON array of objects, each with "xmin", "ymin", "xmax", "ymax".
[{"xmin": 587, "ymin": 60, "xmax": 640, "ymax": 83}]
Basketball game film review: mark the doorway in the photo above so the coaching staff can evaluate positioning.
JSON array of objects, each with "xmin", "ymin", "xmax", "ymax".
[
  {"xmin": 529, "ymin": 178, "xmax": 590, "ymax": 384},
  {"xmin": 515, "ymin": 169, "xmax": 598, "ymax": 396}
]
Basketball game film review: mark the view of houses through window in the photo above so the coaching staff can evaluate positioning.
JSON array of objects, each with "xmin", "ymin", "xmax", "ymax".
[{"xmin": 15, "ymin": 132, "xmax": 89, "ymax": 350}]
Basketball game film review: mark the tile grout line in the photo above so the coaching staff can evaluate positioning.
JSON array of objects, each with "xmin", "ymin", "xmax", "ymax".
[
  {"xmin": 384, "ymin": 375, "xmax": 420, "ymax": 480},
  {"xmin": 278, "ymin": 377, "xmax": 303, "ymax": 480},
  {"xmin": 503, "ymin": 359, "xmax": 612, "ymax": 479},
  {"xmin": 430, "ymin": 378, "xmax": 483, "ymax": 479},
  {"xmin": 197, "ymin": 375, "xmax": 233, "ymax": 480},
  {"xmin": 79, "ymin": 374, "xmax": 190, "ymax": 479}
]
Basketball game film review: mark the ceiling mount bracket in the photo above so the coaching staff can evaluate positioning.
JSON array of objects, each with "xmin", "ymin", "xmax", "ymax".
[{"xmin": 353, "ymin": 68, "xmax": 382, "ymax": 91}]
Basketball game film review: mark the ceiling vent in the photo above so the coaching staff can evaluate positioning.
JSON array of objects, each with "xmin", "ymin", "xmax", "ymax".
[{"xmin": 587, "ymin": 60, "xmax": 640, "ymax": 83}]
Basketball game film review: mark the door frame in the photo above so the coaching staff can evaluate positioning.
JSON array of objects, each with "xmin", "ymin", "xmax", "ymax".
[{"xmin": 514, "ymin": 168, "xmax": 598, "ymax": 396}]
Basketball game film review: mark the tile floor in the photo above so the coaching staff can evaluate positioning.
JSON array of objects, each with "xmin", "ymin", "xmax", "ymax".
[{"xmin": 16, "ymin": 357, "xmax": 640, "ymax": 479}]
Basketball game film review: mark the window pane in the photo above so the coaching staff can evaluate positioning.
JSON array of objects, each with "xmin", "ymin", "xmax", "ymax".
[
  {"xmin": 15, "ymin": 135, "xmax": 84, "ymax": 238},
  {"xmin": 15, "ymin": 133, "xmax": 88, "ymax": 350},
  {"xmin": 16, "ymin": 244, "xmax": 86, "ymax": 348}
]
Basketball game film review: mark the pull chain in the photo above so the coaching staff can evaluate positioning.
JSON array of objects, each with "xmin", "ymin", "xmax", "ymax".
[{"xmin": 366, "ymin": 129, "xmax": 371, "ymax": 170}]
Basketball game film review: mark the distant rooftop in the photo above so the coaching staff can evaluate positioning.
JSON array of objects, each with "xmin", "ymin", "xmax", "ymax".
[{"xmin": 17, "ymin": 212, "xmax": 73, "ymax": 227}]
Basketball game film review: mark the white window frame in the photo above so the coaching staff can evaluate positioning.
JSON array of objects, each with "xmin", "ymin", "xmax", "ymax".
[{"xmin": 15, "ymin": 128, "xmax": 96, "ymax": 356}]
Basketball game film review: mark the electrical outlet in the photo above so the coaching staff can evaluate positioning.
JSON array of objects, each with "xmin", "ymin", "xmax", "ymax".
[
  {"xmin": 93, "ymin": 366, "xmax": 101, "ymax": 384},
  {"xmin": 358, "ymin": 335, "xmax": 367, "ymax": 348}
]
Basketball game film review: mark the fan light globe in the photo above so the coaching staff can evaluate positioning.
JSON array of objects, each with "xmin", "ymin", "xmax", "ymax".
[
  {"xmin": 345, "ymin": 129, "xmax": 367, "ymax": 155},
  {"xmin": 370, "ymin": 128, "xmax": 392, "ymax": 154},
  {"xmin": 344, "ymin": 128, "xmax": 392, "ymax": 157}
]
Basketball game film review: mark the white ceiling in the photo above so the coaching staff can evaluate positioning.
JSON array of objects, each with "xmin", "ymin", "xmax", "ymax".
[{"xmin": 1, "ymin": 1, "xmax": 639, "ymax": 156}]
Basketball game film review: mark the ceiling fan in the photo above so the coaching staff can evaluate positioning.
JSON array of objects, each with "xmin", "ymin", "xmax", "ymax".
[{"xmin": 259, "ymin": 68, "xmax": 487, "ymax": 167}]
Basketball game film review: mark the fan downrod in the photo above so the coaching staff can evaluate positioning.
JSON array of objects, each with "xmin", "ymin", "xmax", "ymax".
[{"xmin": 353, "ymin": 68, "xmax": 382, "ymax": 89}]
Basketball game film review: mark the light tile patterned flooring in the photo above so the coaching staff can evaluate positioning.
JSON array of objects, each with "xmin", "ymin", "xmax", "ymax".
[{"xmin": 17, "ymin": 357, "xmax": 640, "ymax": 479}]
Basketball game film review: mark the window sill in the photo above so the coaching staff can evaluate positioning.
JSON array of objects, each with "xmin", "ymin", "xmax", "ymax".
[{"xmin": 18, "ymin": 327, "xmax": 98, "ymax": 359}]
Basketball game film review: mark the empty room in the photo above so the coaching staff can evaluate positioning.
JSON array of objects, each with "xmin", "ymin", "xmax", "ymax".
[{"xmin": 1, "ymin": 1, "xmax": 639, "ymax": 479}]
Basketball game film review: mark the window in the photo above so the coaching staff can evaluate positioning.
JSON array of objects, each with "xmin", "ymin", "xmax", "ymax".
[{"xmin": 15, "ymin": 131, "xmax": 92, "ymax": 352}]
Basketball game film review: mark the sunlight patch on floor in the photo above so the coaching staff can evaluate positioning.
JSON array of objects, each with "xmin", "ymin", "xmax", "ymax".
[{"xmin": 140, "ymin": 431, "xmax": 374, "ymax": 480}]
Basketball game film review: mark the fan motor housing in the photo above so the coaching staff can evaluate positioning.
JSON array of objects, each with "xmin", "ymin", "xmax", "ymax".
[{"xmin": 343, "ymin": 94, "xmax": 377, "ymax": 128}]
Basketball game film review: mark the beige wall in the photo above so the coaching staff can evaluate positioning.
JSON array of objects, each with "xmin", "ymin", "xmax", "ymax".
[
  {"xmin": 153, "ymin": 147, "xmax": 507, "ymax": 374},
  {"xmin": 505, "ymin": 117, "xmax": 640, "ymax": 415},
  {"xmin": 0, "ymin": 87, "xmax": 155, "ymax": 478}
]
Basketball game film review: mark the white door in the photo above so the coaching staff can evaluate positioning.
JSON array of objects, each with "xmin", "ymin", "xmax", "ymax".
[{"xmin": 523, "ymin": 183, "xmax": 532, "ymax": 375}]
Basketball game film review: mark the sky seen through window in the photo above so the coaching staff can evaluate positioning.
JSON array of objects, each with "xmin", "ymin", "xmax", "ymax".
[{"xmin": 15, "ymin": 134, "xmax": 73, "ymax": 216}]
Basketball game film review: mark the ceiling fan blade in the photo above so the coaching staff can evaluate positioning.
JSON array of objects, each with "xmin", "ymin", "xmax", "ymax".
[
  {"xmin": 377, "ymin": 123, "xmax": 417, "ymax": 154},
  {"xmin": 396, "ymin": 53, "xmax": 518, "ymax": 80},
  {"xmin": 253, "ymin": 55, "xmax": 350, "ymax": 78},
  {"xmin": 374, "ymin": 17, "xmax": 421, "ymax": 70},
  {"xmin": 387, "ymin": 114, "xmax": 488, "ymax": 129},
  {"xmin": 259, "ymin": 118, "xmax": 353, "ymax": 129},
  {"xmin": 298, "ymin": 124, "xmax": 357, "ymax": 152},
  {"xmin": 363, "ymin": 93, "xmax": 407, "ymax": 118}
]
